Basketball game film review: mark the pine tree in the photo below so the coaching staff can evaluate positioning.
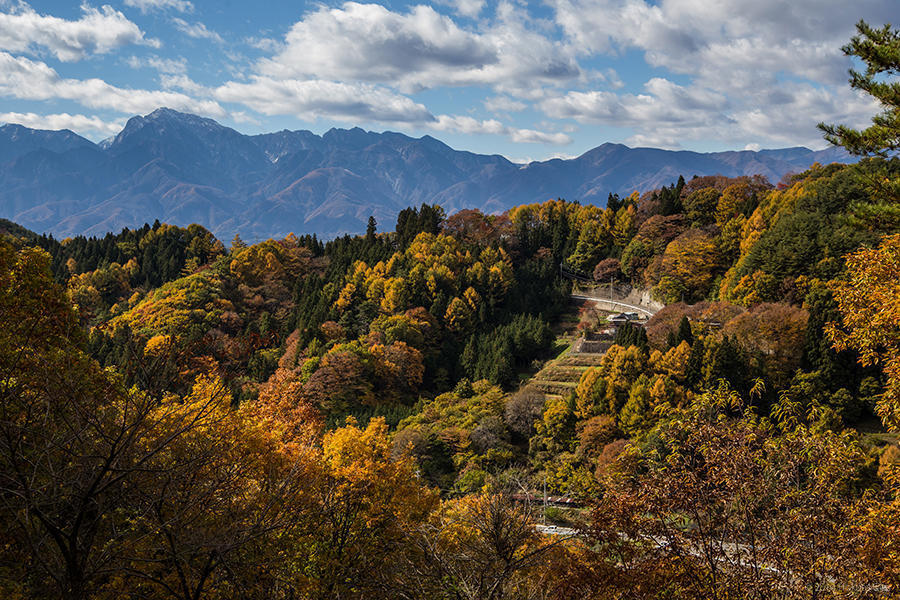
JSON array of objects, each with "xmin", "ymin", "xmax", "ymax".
[
  {"xmin": 365, "ymin": 216, "xmax": 377, "ymax": 244},
  {"xmin": 686, "ymin": 337, "xmax": 705, "ymax": 389},
  {"xmin": 676, "ymin": 316, "xmax": 694, "ymax": 346},
  {"xmin": 667, "ymin": 331, "xmax": 677, "ymax": 348},
  {"xmin": 818, "ymin": 20, "xmax": 900, "ymax": 155},
  {"xmin": 231, "ymin": 233, "xmax": 247, "ymax": 253},
  {"xmin": 607, "ymin": 193, "xmax": 622, "ymax": 212}
]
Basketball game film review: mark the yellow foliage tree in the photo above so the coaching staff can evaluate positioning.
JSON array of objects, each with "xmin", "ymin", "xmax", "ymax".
[
  {"xmin": 445, "ymin": 296, "xmax": 475, "ymax": 332},
  {"xmin": 828, "ymin": 233, "xmax": 900, "ymax": 430},
  {"xmin": 659, "ymin": 229, "xmax": 720, "ymax": 298},
  {"xmin": 297, "ymin": 418, "xmax": 438, "ymax": 598},
  {"xmin": 651, "ymin": 340, "xmax": 692, "ymax": 383},
  {"xmin": 407, "ymin": 492, "xmax": 551, "ymax": 600},
  {"xmin": 575, "ymin": 367, "xmax": 606, "ymax": 420}
]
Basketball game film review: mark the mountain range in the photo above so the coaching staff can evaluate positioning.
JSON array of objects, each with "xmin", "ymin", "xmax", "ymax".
[{"xmin": 0, "ymin": 108, "xmax": 855, "ymax": 240}]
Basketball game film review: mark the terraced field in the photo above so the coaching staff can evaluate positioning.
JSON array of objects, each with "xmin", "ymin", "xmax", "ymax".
[{"xmin": 524, "ymin": 343, "xmax": 607, "ymax": 399}]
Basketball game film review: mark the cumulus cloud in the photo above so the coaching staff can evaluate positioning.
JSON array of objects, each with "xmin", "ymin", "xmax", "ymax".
[
  {"xmin": 541, "ymin": 78, "xmax": 727, "ymax": 127},
  {"xmin": 729, "ymin": 84, "xmax": 879, "ymax": 148},
  {"xmin": 0, "ymin": 51, "xmax": 225, "ymax": 117},
  {"xmin": 260, "ymin": 3, "xmax": 494, "ymax": 85},
  {"xmin": 0, "ymin": 2, "xmax": 156, "ymax": 61},
  {"xmin": 537, "ymin": 0, "xmax": 894, "ymax": 149},
  {"xmin": 172, "ymin": 18, "xmax": 223, "ymax": 43},
  {"xmin": 543, "ymin": 75, "xmax": 878, "ymax": 149},
  {"xmin": 0, "ymin": 0, "xmax": 883, "ymax": 155},
  {"xmin": 0, "ymin": 110, "xmax": 124, "ymax": 136},
  {"xmin": 258, "ymin": 2, "xmax": 578, "ymax": 94},
  {"xmin": 506, "ymin": 151, "xmax": 578, "ymax": 164},
  {"xmin": 432, "ymin": 114, "xmax": 571, "ymax": 145},
  {"xmin": 160, "ymin": 73, "xmax": 209, "ymax": 95},
  {"xmin": 124, "ymin": 0, "xmax": 194, "ymax": 14},
  {"xmin": 440, "ymin": 0, "xmax": 486, "ymax": 18},
  {"xmin": 509, "ymin": 128, "xmax": 572, "ymax": 145},
  {"xmin": 550, "ymin": 0, "xmax": 897, "ymax": 89},
  {"xmin": 215, "ymin": 77, "xmax": 434, "ymax": 123}
]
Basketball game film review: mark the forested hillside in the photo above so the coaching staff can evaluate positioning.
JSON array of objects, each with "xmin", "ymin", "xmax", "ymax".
[{"xmin": 2, "ymin": 19, "xmax": 900, "ymax": 600}]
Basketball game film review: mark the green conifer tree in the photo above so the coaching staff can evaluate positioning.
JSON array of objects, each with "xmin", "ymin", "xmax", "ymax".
[{"xmin": 819, "ymin": 20, "xmax": 900, "ymax": 155}]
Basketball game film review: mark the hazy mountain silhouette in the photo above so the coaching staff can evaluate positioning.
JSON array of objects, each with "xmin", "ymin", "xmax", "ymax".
[{"xmin": 0, "ymin": 108, "xmax": 855, "ymax": 240}]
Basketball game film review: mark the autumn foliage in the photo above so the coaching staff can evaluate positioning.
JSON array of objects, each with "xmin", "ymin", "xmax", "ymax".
[{"xmin": 4, "ymin": 30, "xmax": 900, "ymax": 595}]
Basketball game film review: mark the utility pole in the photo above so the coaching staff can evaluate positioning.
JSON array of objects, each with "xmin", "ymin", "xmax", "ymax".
[{"xmin": 543, "ymin": 475, "xmax": 547, "ymax": 524}]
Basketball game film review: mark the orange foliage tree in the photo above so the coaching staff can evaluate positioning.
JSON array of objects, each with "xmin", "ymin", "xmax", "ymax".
[{"xmin": 582, "ymin": 387, "xmax": 872, "ymax": 599}]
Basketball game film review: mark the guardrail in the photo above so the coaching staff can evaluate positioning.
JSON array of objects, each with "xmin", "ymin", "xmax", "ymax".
[{"xmin": 570, "ymin": 294, "xmax": 657, "ymax": 317}]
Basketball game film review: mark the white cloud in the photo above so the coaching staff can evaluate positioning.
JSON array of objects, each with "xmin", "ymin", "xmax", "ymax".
[
  {"xmin": 0, "ymin": 110, "xmax": 124, "ymax": 136},
  {"xmin": 542, "ymin": 72, "xmax": 886, "ymax": 149},
  {"xmin": 245, "ymin": 36, "xmax": 280, "ymax": 52},
  {"xmin": 537, "ymin": 0, "xmax": 895, "ymax": 149},
  {"xmin": 215, "ymin": 77, "xmax": 434, "ymax": 123},
  {"xmin": 550, "ymin": 0, "xmax": 897, "ymax": 89},
  {"xmin": 541, "ymin": 78, "xmax": 728, "ymax": 127},
  {"xmin": 258, "ymin": 2, "xmax": 578, "ymax": 94},
  {"xmin": 542, "ymin": 74, "xmax": 879, "ymax": 149},
  {"xmin": 160, "ymin": 73, "xmax": 208, "ymax": 95},
  {"xmin": 124, "ymin": 0, "xmax": 193, "ymax": 14},
  {"xmin": 0, "ymin": 3, "xmax": 156, "ymax": 61},
  {"xmin": 172, "ymin": 18, "xmax": 223, "ymax": 43},
  {"xmin": 433, "ymin": 115, "xmax": 505, "ymax": 135},
  {"xmin": 229, "ymin": 111, "xmax": 260, "ymax": 125},
  {"xmin": 432, "ymin": 114, "xmax": 571, "ymax": 145},
  {"xmin": 149, "ymin": 56, "xmax": 186, "ymax": 74},
  {"xmin": 507, "ymin": 151, "xmax": 578, "ymax": 164},
  {"xmin": 599, "ymin": 68, "xmax": 624, "ymax": 90},
  {"xmin": 484, "ymin": 96, "xmax": 527, "ymax": 114},
  {"xmin": 127, "ymin": 55, "xmax": 187, "ymax": 74},
  {"xmin": 213, "ymin": 75, "xmax": 571, "ymax": 145},
  {"xmin": 440, "ymin": 0, "xmax": 486, "ymax": 18},
  {"xmin": 0, "ymin": 51, "xmax": 225, "ymax": 117},
  {"xmin": 509, "ymin": 128, "xmax": 571, "ymax": 145},
  {"xmin": 730, "ymin": 84, "xmax": 879, "ymax": 148},
  {"xmin": 261, "ymin": 3, "xmax": 493, "ymax": 86},
  {"xmin": 0, "ymin": 0, "xmax": 882, "ymax": 154}
]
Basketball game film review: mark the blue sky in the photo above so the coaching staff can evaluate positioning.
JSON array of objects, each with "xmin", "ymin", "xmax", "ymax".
[{"xmin": 0, "ymin": 0, "xmax": 893, "ymax": 161}]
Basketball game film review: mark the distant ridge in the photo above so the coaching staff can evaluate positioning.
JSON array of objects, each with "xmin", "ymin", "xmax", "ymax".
[{"xmin": 0, "ymin": 108, "xmax": 855, "ymax": 240}]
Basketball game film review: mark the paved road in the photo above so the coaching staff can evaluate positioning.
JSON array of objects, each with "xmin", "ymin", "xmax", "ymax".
[
  {"xmin": 570, "ymin": 294, "xmax": 658, "ymax": 318},
  {"xmin": 535, "ymin": 524, "xmax": 578, "ymax": 537},
  {"xmin": 535, "ymin": 523, "xmax": 791, "ymax": 577}
]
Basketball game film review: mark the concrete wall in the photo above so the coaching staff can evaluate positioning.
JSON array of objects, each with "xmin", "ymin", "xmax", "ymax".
[{"xmin": 574, "ymin": 283, "xmax": 664, "ymax": 315}]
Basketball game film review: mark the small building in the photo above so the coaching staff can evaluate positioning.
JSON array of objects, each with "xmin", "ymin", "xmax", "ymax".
[
  {"xmin": 608, "ymin": 312, "xmax": 642, "ymax": 327},
  {"xmin": 608, "ymin": 312, "xmax": 630, "ymax": 326}
]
